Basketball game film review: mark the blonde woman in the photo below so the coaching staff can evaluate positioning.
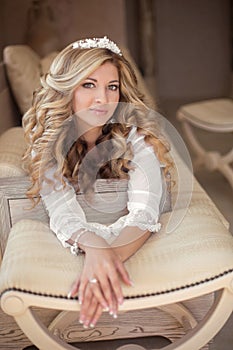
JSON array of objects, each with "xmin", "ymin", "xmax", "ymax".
[{"xmin": 23, "ymin": 37, "xmax": 171, "ymax": 328}]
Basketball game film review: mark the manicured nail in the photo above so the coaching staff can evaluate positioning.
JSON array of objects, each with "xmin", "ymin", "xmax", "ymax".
[
  {"xmin": 83, "ymin": 324, "xmax": 89, "ymax": 329},
  {"xmin": 67, "ymin": 291, "xmax": 72, "ymax": 299},
  {"xmin": 118, "ymin": 297, "xmax": 124, "ymax": 305},
  {"xmin": 103, "ymin": 306, "xmax": 109, "ymax": 311},
  {"xmin": 79, "ymin": 319, "xmax": 83, "ymax": 324},
  {"xmin": 129, "ymin": 279, "xmax": 134, "ymax": 286},
  {"xmin": 109, "ymin": 310, "xmax": 114, "ymax": 316},
  {"xmin": 90, "ymin": 323, "xmax": 95, "ymax": 328},
  {"xmin": 113, "ymin": 313, "xmax": 118, "ymax": 319}
]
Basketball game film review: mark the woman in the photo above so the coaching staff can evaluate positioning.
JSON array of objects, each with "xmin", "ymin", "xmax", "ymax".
[{"xmin": 23, "ymin": 36, "xmax": 171, "ymax": 329}]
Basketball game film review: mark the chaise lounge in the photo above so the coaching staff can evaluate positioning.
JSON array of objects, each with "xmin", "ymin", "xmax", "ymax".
[{"xmin": 0, "ymin": 45, "xmax": 233, "ymax": 350}]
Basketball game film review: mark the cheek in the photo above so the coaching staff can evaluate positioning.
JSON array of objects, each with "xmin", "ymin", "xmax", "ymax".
[
  {"xmin": 111, "ymin": 91, "xmax": 120, "ymax": 103},
  {"xmin": 73, "ymin": 91, "xmax": 90, "ymax": 113}
]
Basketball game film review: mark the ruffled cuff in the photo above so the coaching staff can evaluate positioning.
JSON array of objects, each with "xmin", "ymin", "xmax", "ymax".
[{"xmin": 109, "ymin": 208, "xmax": 161, "ymax": 235}]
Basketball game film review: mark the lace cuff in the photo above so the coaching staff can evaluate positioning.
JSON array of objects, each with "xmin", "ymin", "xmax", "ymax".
[{"xmin": 109, "ymin": 209, "xmax": 161, "ymax": 235}]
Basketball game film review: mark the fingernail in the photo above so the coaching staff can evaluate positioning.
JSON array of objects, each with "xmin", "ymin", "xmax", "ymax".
[
  {"xmin": 103, "ymin": 306, "xmax": 109, "ymax": 312},
  {"xmin": 78, "ymin": 298, "xmax": 82, "ymax": 305},
  {"xmin": 90, "ymin": 323, "xmax": 95, "ymax": 328},
  {"xmin": 83, "ymin": 324, "xmax": 89, "ymax": 329},
  {"xmin": 79, "ymin": 319, "xmax": 83, "ymax": 324},
  {"xmin": 118, "ymin": 297, "xmax": 124, "ymax": 305},
  {"xmin": 113, "ymin": 313, "xmax": 118, "ymax": 319},
  {"xmin": 67, "ymin": 291, "xmax": 72, "ymax": 299},
  {"xmin": 109, "ymin": 310, "xmax": 114, "ymax": 316},
  {"xmin": 129, "ymin": 279, "xmax": 134, "ymax": 286}
]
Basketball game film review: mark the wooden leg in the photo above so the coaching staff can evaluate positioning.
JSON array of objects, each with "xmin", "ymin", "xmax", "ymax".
[
  {"xmin": 16, "ymin": 308, "xmax": 79, "ymax": 350},
  {"xmin": 153, "ymin": 289, "xmax": 233, "ymax": 350},
  {"xmin": 180, "ymin": 120, "xmax": 233, "ymax": 190},
  {"xmin": 181, "ymin": 121, "xmax": 206, "ymax": 171}
]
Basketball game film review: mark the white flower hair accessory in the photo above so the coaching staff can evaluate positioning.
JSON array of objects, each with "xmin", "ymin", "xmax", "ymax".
[{"xmin": 72, "ymin": 36, "xmax": 122, "ymax": 56}]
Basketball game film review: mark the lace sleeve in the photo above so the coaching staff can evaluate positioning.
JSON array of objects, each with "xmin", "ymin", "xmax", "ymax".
[
  {"xmin": 109, "ymin": 131, "xmax": 163, "ymax": 235},
  {"xmin": 40, "ymin": 167, "xmax": 88, "ymax": 248},
  {"xmin": 41, "ymin": 166, "xmax": 114, "ymax": 247}
]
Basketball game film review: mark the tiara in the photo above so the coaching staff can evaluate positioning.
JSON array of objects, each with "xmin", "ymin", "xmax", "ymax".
[{"xmin": 72, "ymin": 36, "xmax": 122, "ymax": 56}]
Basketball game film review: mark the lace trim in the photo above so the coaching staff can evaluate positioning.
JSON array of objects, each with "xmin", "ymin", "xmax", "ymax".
[
  {"xmin": 109, "ymin": 209, "xmax": 161, "ymax": 234},
  {"xmin": 57, "ymin": 210, "xmax": 161, "ymax": 248}
]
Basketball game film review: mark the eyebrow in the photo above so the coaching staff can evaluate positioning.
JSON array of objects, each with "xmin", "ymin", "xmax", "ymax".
[{"xmin": 86, "ymin": 77, "xmax": 120, "ymax": 84}]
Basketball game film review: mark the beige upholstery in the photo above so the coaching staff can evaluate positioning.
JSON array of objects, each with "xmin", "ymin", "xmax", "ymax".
[
  {"xmin": 0, "ymin": 127, "xmax": 26, "ymax": 177},
  {"xmin": 3, "ymin": 45, "xmax": 42, "ymax": 115},
  {"xmin": 3, "ymin": 45, "xmax": 59, "ymax": 115},
  {"xmin": 1, "ymin": 200, "xmax": 233, "ymax": 298},
  {"xmin": 177, "ymin": 98, "xmax": 233, "ymax": 132}
]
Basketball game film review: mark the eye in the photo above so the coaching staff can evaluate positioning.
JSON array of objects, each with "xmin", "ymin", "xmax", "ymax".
[
  {"xmin": 108, "ymin": 84, "xmax": 119, "ymax": 91},
  {"xmin": 82, "ymin": 82, "xmax": 95, "ymax": 89}
]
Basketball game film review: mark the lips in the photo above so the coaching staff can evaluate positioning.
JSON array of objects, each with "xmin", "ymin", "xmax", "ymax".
[{"xmin": 89, "ymin": 107, "xmax": 108, "ymax": 115}]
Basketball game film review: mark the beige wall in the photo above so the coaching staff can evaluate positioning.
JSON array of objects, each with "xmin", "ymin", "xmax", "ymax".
[{"xmin": 0, "ymin": 0, "xmax": 127, "ymax": 58}]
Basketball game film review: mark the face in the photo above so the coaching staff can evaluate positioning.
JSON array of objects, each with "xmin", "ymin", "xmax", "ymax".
[{"xmin": 72, "ymin": 61, "xmax": 120, "ymax": 130}]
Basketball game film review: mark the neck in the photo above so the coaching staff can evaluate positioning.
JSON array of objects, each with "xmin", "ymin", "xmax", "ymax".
[
  {"xmin": 85, "ymin": 129, "xmax": 101, "ymax": 150},
  {"xmin": 74, "ymin": 118, "xmax": 103, "ymax": 149},
  {"xmin": 81, "ymin": 126, "xmax": 102, "ymax": 150}
]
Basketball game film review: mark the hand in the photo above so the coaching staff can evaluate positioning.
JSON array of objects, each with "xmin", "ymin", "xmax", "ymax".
[{"xmin": 68, "ymin": 235, "xmax": 132, "ymax": 326}]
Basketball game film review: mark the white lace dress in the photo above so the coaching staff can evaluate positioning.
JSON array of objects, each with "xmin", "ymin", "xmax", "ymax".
[{"xmin": 40, "ymin": 127, "xmax": 163, "ymax": 248}]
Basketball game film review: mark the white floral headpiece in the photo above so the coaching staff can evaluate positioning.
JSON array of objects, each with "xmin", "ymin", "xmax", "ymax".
[{"xmin": 72, "ymin": 36, "xmax": 122, "ymax": 56}]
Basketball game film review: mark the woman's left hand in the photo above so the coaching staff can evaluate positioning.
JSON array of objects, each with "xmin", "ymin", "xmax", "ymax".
[{"xmin": 68, "ymin": 235, "xmax": 132, "ymax": 326}]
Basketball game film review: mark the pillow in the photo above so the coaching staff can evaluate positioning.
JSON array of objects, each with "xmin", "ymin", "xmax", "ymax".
[
  {"xmin": 3, "ymin": 45, "xmax": 59, "ymax": 115},
  {"xmin": 3, "ymin": 45, "xmax": 41, "ymax": 115}
]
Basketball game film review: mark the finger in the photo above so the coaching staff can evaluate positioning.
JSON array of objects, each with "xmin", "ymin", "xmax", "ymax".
[
  {"xmin": 68, "ymin": 278, "xmax": 80, "ymax": 299},
  {"xmin": 98, "ymin": 277, "xmax": 115, "ymax": 313},
  {"xmin": 116, "ymin": 260, "xmax": 133, "ymax": 286},
  {"xmin": 90, "ymin": 303, "xmax": 103, "ymax": 328},
  {"xmin": 111, "ymin": 290, "xmax": 119, "ymax": 319},
  {"xmin": 88, "ymin": 280, "xmax": 109, "ymax": 310},
  {"xmin": 108, "ymin": 269, "xmax": 124, "ymax": 307},
  {"xmin": 83, "ymin": 298, "xmax": 99, "ymax": 328},
  {"xmin": 79, "ymin": 285, "xmax": 93, "ymax": 325},
  {"xmin": 78, "ymin": 277, "xmax": 89, "ymax": 305}
]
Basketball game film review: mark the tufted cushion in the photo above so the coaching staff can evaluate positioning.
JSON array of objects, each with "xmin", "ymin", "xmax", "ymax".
[
  {"xmin": 3, "ymin": 45, "xmax": 58, "ymax": 115},
  {"xmin": 1, "ymin": 200, "xmax": 233, "ymax": 298},
  {"xmin": 0, "ymin": 127, "xmax": 26, "ymax": 177},
  {"xmin": 3, "ymin": 46, "xmax": 41, "ymax": 115}
]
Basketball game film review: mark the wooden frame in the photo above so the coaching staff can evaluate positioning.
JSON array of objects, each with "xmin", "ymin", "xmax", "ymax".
[{"xmin": 0, "ymin": 176, "xmax": 130, "ymax": 259}]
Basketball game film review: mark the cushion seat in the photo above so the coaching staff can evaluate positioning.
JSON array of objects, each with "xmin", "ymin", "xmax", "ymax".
[
  {"xmin": 1, "ymin": 206, "xmax": 233, "ymax": 300},
  {"xmin": 177, "ymin": 98, "xmax": 233, "ymax": 132}
]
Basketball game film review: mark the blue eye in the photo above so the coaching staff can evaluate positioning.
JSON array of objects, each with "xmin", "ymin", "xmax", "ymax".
[
  {"xmin": 109, "ymin": 84, "xmax": 119, "ymax": 91},
  {"xmin": 82, "ymin": 82, "xmax": 95, "ymax": 88}
]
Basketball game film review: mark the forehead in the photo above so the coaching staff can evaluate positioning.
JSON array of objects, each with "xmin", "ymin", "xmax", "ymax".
[{"xmin": 88, "ymin": 61, "xmax": 119, "ymax": 79}]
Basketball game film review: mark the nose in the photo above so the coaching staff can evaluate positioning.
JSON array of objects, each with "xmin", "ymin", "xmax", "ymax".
[{"xmin": 95, "ymin": 87, "xmax": 108, "ymax": 104}]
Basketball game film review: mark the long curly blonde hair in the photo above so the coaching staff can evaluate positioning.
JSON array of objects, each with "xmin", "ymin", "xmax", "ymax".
[{"xmin": 23, "ymin": 43, "xmax": 171, "ymax": 204}]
